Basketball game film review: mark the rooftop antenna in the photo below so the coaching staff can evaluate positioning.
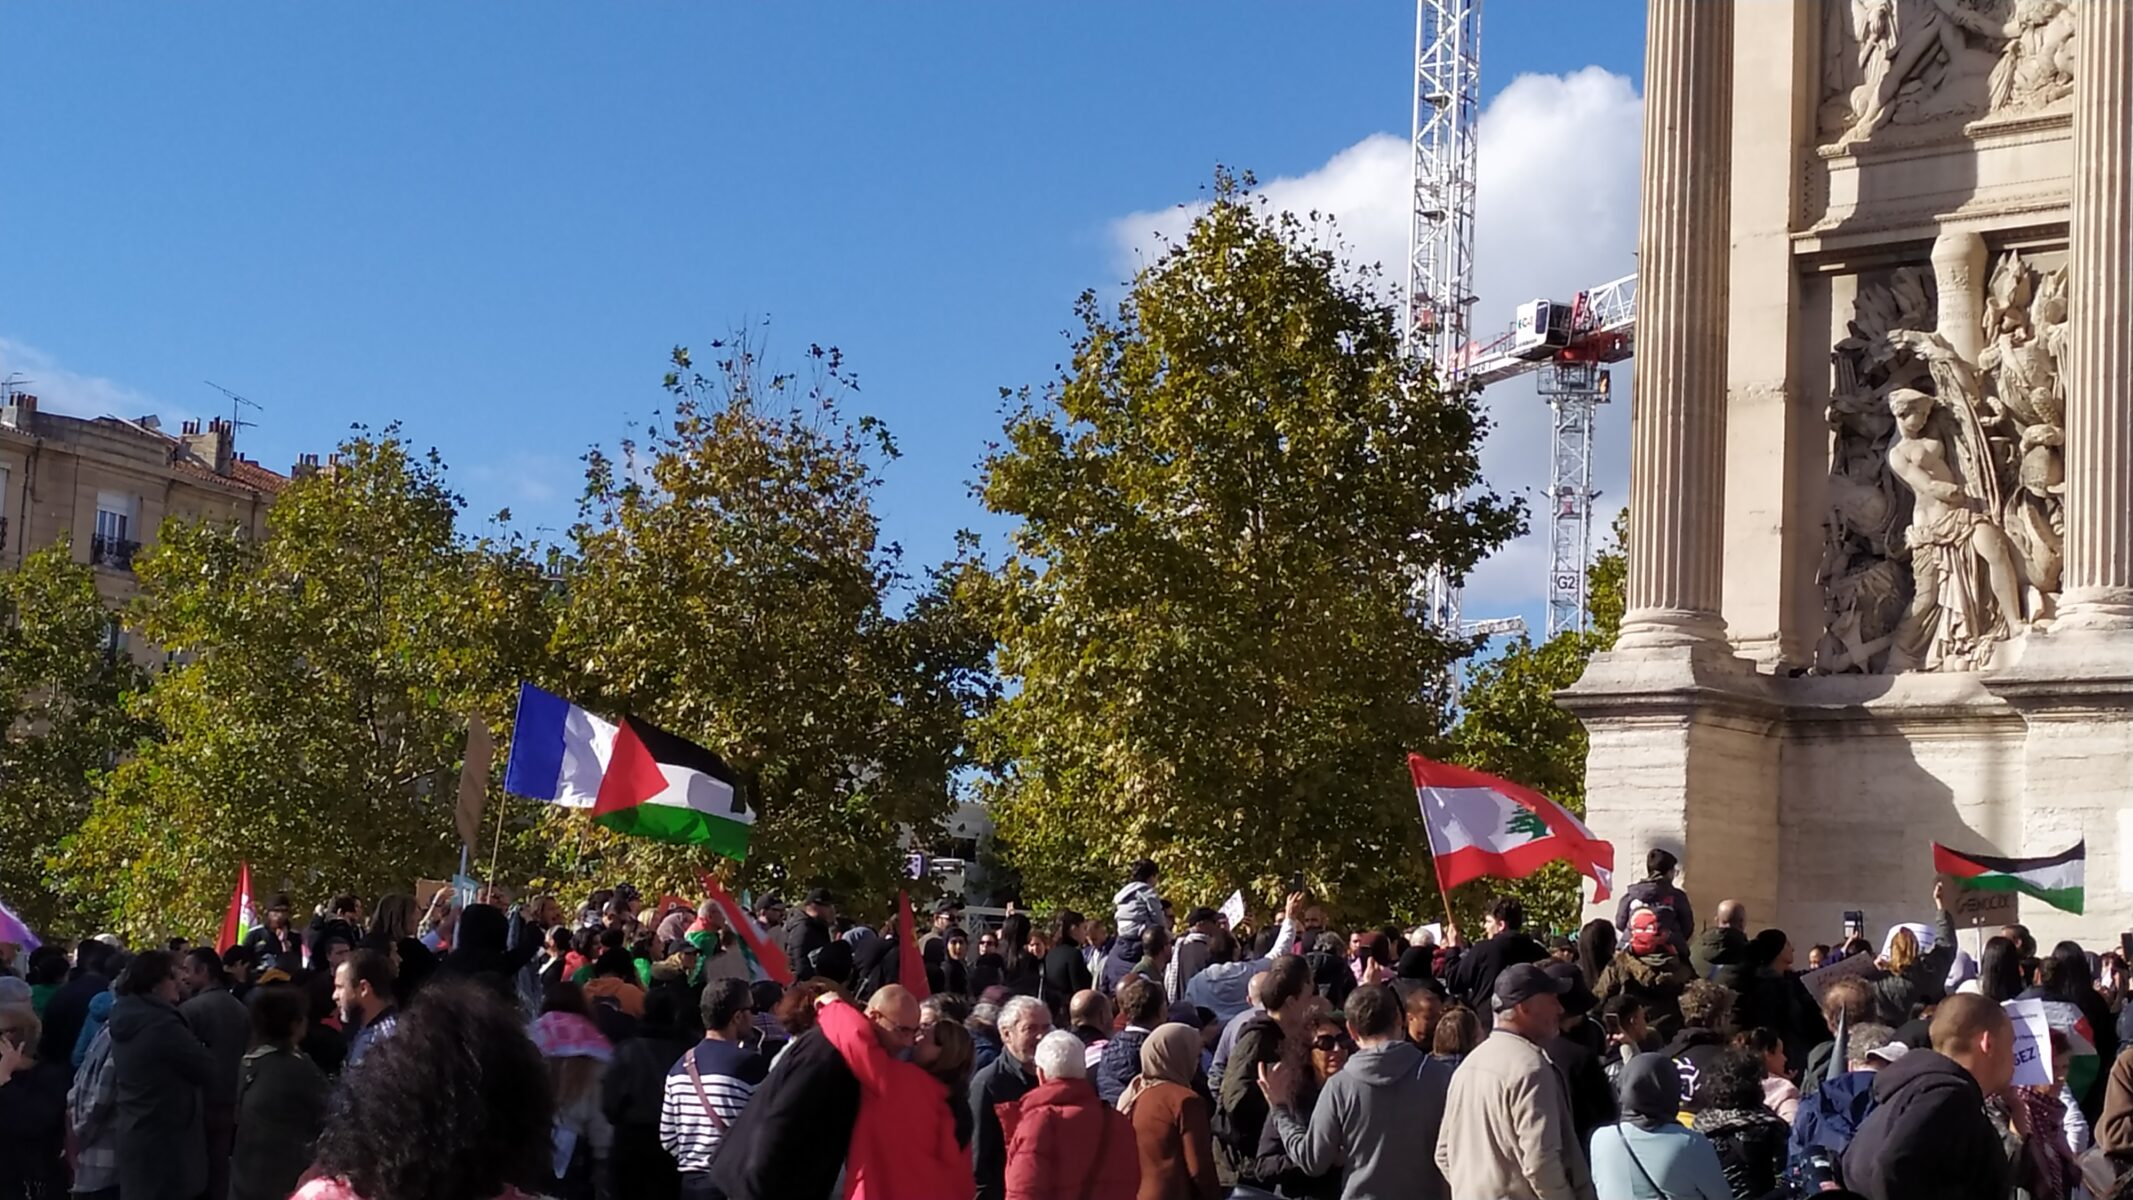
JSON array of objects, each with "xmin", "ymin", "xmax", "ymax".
[
  {"xmin": 201, "ymin": 380, "xmax": 263, "ymax": 434},
  {"xmin": 1, "ymin": 374, "xmax": 31, "ymax": 402}
]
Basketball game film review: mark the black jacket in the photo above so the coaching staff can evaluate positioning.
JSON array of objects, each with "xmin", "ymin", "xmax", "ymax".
[
  {"xmin": 1216, "ymin": 1012, "xmax": 1285, "ymax": 1185},
  {"xmin": 1661, "ymin": 1026, "xmax": 1730, "ymax": 1115},
  {"xmin": 969, "ymin": 1047, "xmax": 1038, "ymax": 1200},
  {"xmin": 228, "ymin": 1045, "xmax": 330, "ymax": 1200},
  {"xmin": 1840, "ymin": 1049, "xmax": 2011, "ymax": 1200},
  {"xmin": 708, "ymin": 1026, "xmax": 859, "ymax": 1200},
  {"xmin": 1443, "ymin": 930, "xmax": 1548, "ymax": 1011},
  {"xmin": 1040, "ymin": 940, "xmax": 1092, "ymax": 1022},
  {"xmin": 109, "ymin": 991, "xmax": 216, "ymax": 1200},
  {"xmin": 438, "ymin": 904, "xmax": 538, "ymax": 992},
  {"xmin": 1615, "ymin": 878, "xmax": 1694, "ymax": 953},
  {"xmin": 1545, "ymin": 1018, "xmax": 1618, "ymax": 1148},
  {"xmin": 35, "ymin": 969, "xmax": 107, "ymax": 1063},
  {"xmin": 782, "ymin": 915, "xmax": 835, "ymax": 982},
  {"xmin": 0, "ymin": 1057, "xmax": 69, "ymax": 1200},
  {"xmin": 1695, "ymin": 1105, "xmax": 1789, "ymax": 1199}
]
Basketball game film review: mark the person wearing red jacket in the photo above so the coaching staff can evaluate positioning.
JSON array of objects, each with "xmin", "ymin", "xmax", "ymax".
[
  {"xmin": 816, "ymin": 986, "xmax": 973, "ymax": 1200},
  {"xmin": 999, "ymin": 1030, "xmax": 1141, "ymax": 1200}
]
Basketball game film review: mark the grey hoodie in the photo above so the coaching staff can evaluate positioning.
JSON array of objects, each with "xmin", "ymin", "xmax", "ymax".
[{"xmin": 1273, "ymin": 1039, "xmax": 1448, "ymax": 1200}]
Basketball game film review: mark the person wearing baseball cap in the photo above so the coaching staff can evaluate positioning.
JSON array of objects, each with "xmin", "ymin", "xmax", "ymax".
[{"xmin": 1436, "ymin": 962, "xmax": 1595, "ymax": 1199}]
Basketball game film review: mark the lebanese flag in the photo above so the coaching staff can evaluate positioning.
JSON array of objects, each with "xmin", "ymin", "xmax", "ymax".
[
  {"xmin": 218, "ymin": 862, "xmax": 256, "ymax": 954},
  {"xmin": 698, "ymin": 871, "xmax": 794, "ymax": 986},
  {"xmin": 1408, "ymin": 754, "xmax": 1615, "ymax": 901},
  {"xmin": 505, "ymin": 683, "xmax": 754, "ymax": 861}
]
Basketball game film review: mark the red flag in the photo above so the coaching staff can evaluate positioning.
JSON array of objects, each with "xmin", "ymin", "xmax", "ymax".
[
  {"xmin": 897, "ymin": 891, "xmax": 930, "ymax": 1001},
  {"xmin": 1408, "ymin": 754, "xmax": 1615, "ymax": 902},
  {"xmin": 217, "ymin": 862, "xmax": 255, "ymax": 954},
  {"xmin": 697, "ymin": 871, "xmax": 794, "ymax": 985}
]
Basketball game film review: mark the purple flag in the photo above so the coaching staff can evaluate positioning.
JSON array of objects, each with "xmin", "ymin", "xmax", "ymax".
[{"xmin": 0, "ymin": 897, "xmax": 40, "ymax": 951}]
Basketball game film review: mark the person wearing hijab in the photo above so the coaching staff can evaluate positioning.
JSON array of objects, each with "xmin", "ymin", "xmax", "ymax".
[
  {"xmin": 1587, "ymin": 1053, "xmax": 1733, "ymax": 1200},
  {"xmin": 1121, "ymin": 1024, "xmax": 1219, "ymax": 1200}
]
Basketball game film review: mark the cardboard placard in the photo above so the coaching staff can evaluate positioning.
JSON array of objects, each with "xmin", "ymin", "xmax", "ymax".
[
  {"xmin": 1217, "ymin": 890, "xmax": 1247, "ymax": 929},
  {"xmin": 2005, "ymin": 997, "xmax": 2054, "ymax": 1087},
  {"xmin": 1798, "ymin": 946, "xmax": 1883, "ymax": 1002},
  {"xmin": 1939, "ymin": 872, "xmax": 2021, "ymax": 925}
]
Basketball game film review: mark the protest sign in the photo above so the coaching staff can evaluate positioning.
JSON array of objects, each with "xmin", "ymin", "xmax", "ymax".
[
  {"xmin": 1218, "ymin": 890, "xmax": 1247, "ymax": 929},
  {"xmin": 1798, "ymin": 947, "xmax": 1882, "ymax": 1003},
  {"xmin": 1938, "ymin": 871, "xmax": 2020, "ymax": 925},
  {"xmin": 2005, "ymin": 997, "xmax": 2054, "ymax": 1087}
]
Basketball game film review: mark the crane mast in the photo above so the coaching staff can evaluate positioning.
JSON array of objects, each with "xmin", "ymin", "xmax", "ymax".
[{"xmin": 1406, "ymin": 0, "xmax": 1484, "ymax": 662}]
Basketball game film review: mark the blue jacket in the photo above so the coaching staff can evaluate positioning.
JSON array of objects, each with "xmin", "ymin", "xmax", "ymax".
[
  {"xmin": 1095, "ymin": 1027, "xmax": 1150, "ymax": 1105},
  {"xmin": 1589, "ymin": 1121, "xmax": 1733, "ymax": 1200},
  {"xmin": 1788, "ymin": 1068, "xmax": 1878, "ymax": 1189}
]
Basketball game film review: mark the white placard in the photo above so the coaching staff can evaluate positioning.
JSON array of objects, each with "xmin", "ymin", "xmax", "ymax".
[
  {"xmin": 1217, "ymin": 890, "xmax": 1247, "ymax": 929},
  {"xmin": 2005, "ymin": 997, "xmax": 2054, "ymax": 1088}
]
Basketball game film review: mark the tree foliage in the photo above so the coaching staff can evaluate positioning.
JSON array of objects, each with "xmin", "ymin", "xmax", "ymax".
[
  {"xmin": 1443, "ymin": 509, "xmax": 1627, "ymax": 934},
  {"xmin": 55, "ymin": 433, "xmax": 555, "ymax": 939},
  {"xmin": 541, "ymin": 334, "xmax": 996, "ymax": 907},
  {"xmin": 968, "ymin": 173, "xmax": 1525, "ymax": 921},
  {"xmin": 0, "ymin": 546, "xmax": 150, "ymax": 930}
]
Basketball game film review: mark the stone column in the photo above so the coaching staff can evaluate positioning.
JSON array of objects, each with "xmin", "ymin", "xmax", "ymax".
[
  {"xmin": 2060, "ymin": 1, "xmax": 2133, "ymax": 629},
  {"xmin": 1618, "ymin": 0, "xmax": 1734, "ymax": 650}
]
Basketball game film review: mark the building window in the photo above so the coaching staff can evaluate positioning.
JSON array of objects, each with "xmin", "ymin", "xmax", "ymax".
[{"xmin": 93, "ymin": 492, "xmax": 137, "ymax": 570}]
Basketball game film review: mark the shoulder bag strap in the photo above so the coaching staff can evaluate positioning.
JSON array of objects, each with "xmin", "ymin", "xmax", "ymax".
[
  {"xmin": 1616, "ymin": 1125, "xmax": 1676, "ymax": 1200},
  {"xmin": 682, "ymin": 1048, "xmax": 728, "ymax": 1132}
]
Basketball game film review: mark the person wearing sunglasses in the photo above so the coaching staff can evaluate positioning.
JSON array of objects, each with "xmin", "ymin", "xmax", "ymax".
[{"xmin": 1262, "ymin": 983, "xmax": 1447, "ymax": 1200}]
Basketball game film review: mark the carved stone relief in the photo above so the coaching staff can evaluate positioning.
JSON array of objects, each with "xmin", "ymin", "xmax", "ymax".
[
  {"xmin": 1820, "ymin": 0, "xmax": 2078, "ymax": 146},
  {"xmin": 1815, "ymin": 245, "xmax": 2066, "ymax": 674}
]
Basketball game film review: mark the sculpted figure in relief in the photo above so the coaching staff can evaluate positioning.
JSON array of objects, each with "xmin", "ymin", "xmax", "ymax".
[
  {"xmin": 1882, "ymin": 387, "xmax": 2028, "ymax": 671},
  {"xmin": 1824, "ymin": 0, "xmax": 2072, "ymax": 142},
  {"xmin": 1816, "ymin": 258, "xmax": 2064, "ymax": 675}
]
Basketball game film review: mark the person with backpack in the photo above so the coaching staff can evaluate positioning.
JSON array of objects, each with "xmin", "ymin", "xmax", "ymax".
[
  {"xmin": 1787, "ymin": 1022, "xmax": 1902, "ymax": 1191},
  {"xmin": 1596, "ymin": 911, "xmax": 1697, "ymax": 1044},
  {"xmin": 1614, "ymin": 849, "xmax": 1694, "ymax": 957}
]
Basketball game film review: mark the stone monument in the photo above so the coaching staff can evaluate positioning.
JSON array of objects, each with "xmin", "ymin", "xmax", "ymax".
[{"xmin": 1562, "ymin": 0, "xmax": 2131, "ymax": 948}]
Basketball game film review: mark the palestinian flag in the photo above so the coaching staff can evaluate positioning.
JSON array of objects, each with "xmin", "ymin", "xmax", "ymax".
[
  {"xmin": 1410, "ymin": 754, "xmax": 1616, "ymax": 902},
  {"xmin": 697, "ymin": 872, "xmax": 793, "ymax": 985},
  {"xmin": 1934, "ymin": 840, "xmax": 2085, "ymax": 914},
  {"xmin": 218, "ymin": 862, "xmax": 256, "ymax": 954},
  {"xmin": 505, "ymin": 683, "xmax": 753, "ymax": 861}
]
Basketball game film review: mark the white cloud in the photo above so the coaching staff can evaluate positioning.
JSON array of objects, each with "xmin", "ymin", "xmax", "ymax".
[
  {"xmin": 0, "ymin": 336, "xmax": 162, "ymax": 421},
  {"xmin": 1109, "ymin": 67, "xmax": 1645, "ymax": 626}
]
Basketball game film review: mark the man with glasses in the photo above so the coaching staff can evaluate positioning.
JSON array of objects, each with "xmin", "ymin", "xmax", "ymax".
[{"xmin": 664, "ymin": 978, "xmax": 766, "ymax": 1200}]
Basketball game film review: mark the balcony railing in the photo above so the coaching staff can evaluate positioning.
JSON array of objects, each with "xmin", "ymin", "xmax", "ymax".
[{"xmin": 91, "ymin": 534, "xmax": 139, "ymax": 571}]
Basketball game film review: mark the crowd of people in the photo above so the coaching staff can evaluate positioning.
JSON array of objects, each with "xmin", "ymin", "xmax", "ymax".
[{"xmin": 5, "ymin": 851, "xmax": 2133, "ymax": 1199}]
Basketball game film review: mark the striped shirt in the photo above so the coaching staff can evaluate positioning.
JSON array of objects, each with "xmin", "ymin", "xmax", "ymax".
[{"xmin": 659, "ymin": 1037, "xmax": 767, "ymax": 1173}]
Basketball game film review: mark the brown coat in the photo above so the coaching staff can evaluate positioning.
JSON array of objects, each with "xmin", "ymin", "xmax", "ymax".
[
  {"xmin": 2097, "ymin": 1046, "xmax": 2133, "ymax": 1158},
  {"xmin": 1128, "ymin": 1081, "xmax": 1219, "ymax": 1200}
]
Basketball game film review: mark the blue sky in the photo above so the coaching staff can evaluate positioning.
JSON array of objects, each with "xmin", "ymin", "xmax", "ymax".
[{"xmin": 2, "ymin": 2, "xmax": 1645, "ymax": 630}]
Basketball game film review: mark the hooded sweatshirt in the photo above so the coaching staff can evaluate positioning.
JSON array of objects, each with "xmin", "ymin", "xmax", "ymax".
[
  {"xmin": 1273, "ymin": 1040, "xmax": 1444, "ymax": 1200},
  {"xmin": 108, "ymin": 991, "xmax": 216, "ymax": 1200},
  {"xmin": 1840, "ymin": 1049, "xmax": 2011, "ymax": 1200}
]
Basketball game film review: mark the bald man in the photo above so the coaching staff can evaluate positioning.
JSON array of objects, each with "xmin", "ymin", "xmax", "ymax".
[
  {"xmin": 1841, "ymin": 993, "xmax": 2015, "ymax": 1200},
  {"xmin": 865, "ymin": 984, "xmax": 923, "ymax": 1057},
  {"xmin": 1690, "ymin": 899, "xmax": 1750, "ymax": 982}
]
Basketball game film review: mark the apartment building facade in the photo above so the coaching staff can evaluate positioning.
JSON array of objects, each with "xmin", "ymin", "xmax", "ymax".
[{"xmin": 0, "ymin": 392, "xmax": 290, "ymax": 628}]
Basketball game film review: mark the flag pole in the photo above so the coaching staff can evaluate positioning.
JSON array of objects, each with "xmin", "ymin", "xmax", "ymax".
[
  {"xmin": 488, "ymin": 795, "xmax": 508, "ymax": 890},
  {"xmin": 1417, "ymin": 819, "xmax": 1460, "ymax": 931}
]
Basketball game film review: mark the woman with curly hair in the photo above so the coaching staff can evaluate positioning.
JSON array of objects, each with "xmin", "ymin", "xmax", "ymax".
[
  {"xmin": 1688, "ymin": 1048, "xmax": 1789, "ymax": 1199},
  {"xmin": 294, "ymin": 980, "xmax": 555, "ymax": 1200}
]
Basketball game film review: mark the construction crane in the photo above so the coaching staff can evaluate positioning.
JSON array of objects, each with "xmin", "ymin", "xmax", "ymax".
[
  {"xmin": 1405, "ymin": 0, "xmax": 1483, "ymax": 653},
  {"xmin": 1451, "ymin": 275, "xmax": 1638, "ymax": 637}
]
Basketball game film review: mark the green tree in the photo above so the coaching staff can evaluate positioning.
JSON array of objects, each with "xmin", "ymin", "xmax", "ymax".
[
  {"xmin": 967, "ymin": 173, "xmax": 1525, "ymax": 920},
  {"xmin": 0, "ymin": 545, "xmax": 150, "ymax": 931},
  {"xmin": 1443, "ymin": 509, "xmax": 1627, "ymax": 934},
  {"xmin": 56, "ymin": 432, "xmax": 555, "ymax": 939},
  {"xmin": 540, "ymin": 334, "xmax": 996, "ymax": 908}
]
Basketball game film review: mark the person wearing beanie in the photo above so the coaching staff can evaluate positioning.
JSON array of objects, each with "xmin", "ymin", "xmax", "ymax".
[{"xmin": 1588, "ymin": 1054, "xmax": 1733, "ymax": 1199}]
